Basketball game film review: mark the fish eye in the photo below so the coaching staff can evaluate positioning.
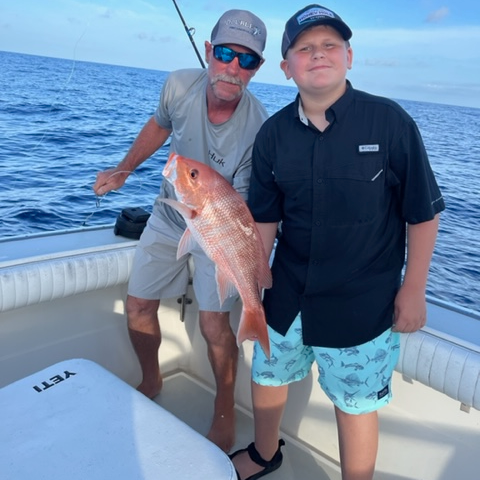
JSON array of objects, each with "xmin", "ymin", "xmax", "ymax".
[{"xmin": 190, "ymin": 169, "xmax": 199, "ymax": 179}]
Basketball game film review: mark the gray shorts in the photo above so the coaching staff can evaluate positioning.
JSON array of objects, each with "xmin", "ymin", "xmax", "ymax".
[{"xmin": 128, "ymin": 214, "xmax": 238, "ymax": 312}]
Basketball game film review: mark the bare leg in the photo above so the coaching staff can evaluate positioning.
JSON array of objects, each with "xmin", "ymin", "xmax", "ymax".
[
  {"xmin": 126, "ymin": 294, "xmax": 163, "ymax": 399},
  {"xmin": 199, "ymin": 310, "xmax": 238, "ymax": 453},
  {"xmin": 232, "ymin": 381, "xmax": 288, "ymax": 479},
  {"xmin": 335, "ymin": 407, "xmax": 378, "ymax": 480}
]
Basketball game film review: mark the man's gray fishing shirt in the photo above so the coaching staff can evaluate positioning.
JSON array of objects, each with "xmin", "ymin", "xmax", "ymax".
[{"xmin": 152, "ymin": 69, "xmax": 268, "ymax": 230}]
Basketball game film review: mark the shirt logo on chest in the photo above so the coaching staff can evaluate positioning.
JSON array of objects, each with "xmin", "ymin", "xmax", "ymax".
[
  {"xmin": 209, "ymin": 150, "xmax": 225, "ymax": 167},
  {"xmin": 358, "ymin": 144, "xmax": 380, "ymax": 153}
]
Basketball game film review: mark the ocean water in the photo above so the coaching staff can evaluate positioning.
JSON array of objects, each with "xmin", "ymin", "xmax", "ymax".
[{"xmin": 0, "ymin": 50, "xmax": 479, "ymax": 313}]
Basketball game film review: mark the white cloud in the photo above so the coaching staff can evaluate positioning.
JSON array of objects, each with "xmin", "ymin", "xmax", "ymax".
[{"xmin": 426, "ymin": 7, "xmax": 450, "ymax": 23}]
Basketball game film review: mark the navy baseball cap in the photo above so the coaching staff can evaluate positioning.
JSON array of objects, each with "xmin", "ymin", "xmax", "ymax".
[{"xmin": 281, "ymin": 4, "xmax": 352, "ymax": 58}]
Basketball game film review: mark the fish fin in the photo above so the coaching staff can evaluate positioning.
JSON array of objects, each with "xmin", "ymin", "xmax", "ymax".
[
  {"xmin": 257, "ymin": 259, "xmax": 273, "ymax": 291},
  {"xmin": 177, "ymin": 228, "xmax": 196, "ymax": 259},
  {"xmin": 216, "ymin": 268, "xmax": 238, "ymax": 306},
  {"xmin": 237, "ymin": 308, "xmax": 271, "ymax": 359},
  {"xmin": 159, "ymin": 198, "xmax": 197, "ymax": 220}
]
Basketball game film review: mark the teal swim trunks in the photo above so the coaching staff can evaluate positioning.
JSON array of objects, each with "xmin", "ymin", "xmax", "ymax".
[{"xmin": 252, "ymin": 315, "xmax": 401, "ymax": 414}]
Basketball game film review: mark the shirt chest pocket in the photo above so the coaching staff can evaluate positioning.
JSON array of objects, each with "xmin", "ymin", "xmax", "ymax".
[
  {"xmin": 273, "ymin": 154, "xmax": 314, "ymax": 205},
  {"xmin": 322, "ymin": 155, "xmax": 386, "ymax": 227}
]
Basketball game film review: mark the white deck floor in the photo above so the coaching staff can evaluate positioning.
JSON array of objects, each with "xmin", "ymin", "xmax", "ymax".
[{"xmin": 156, "ymin": 371, "xmax": 342, "ymax": 480}]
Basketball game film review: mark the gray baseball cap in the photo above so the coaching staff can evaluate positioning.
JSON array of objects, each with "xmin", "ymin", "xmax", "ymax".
[
  {"xmin": 282, "ymin": 4, "xmax": 352, "ymax": 58},
  {"xmin": 211, "ymin": 9, "xmax": 267, "ymax": 59}
]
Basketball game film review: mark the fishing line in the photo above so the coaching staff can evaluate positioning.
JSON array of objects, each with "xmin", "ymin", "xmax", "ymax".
[
  {"xmin": 80, "ymin": 170, "xmax": 145, "ymax": 227},
  {"xmin": 29, "ymin": 23, "xmax": 90, "ymax": 153},
  {"xmin": 25, "ymin": 20, "xmax": 147, "ymax": 230}
]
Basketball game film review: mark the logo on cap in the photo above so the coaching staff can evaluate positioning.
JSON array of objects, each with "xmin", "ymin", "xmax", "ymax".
[
  {"xmin": 297, "ymin": 7, "xmax": 335, "ymax": 25},
  {"xmin": 226, "ymin": 19, "xmax": 262, "ymax": 36}
]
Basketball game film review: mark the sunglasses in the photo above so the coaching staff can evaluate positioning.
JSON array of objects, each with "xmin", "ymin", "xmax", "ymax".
[{"xmin": 213, "ymin": 45, "xmax": 261, "ymax": 70}]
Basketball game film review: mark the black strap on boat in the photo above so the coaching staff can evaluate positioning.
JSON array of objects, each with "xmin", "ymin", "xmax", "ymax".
[{"xmin": 171, "ymin": 0, "xmax": 206, "ymax": 69}]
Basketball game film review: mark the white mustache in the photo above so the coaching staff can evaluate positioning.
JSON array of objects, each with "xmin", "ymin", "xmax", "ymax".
[{"xmin": 211, "ymin": 74, "xmax": 245, "ymax": 89}]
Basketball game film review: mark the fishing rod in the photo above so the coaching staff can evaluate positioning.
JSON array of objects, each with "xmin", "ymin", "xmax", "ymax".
[{"xmin": 171, "ymin": 0, "xmax": 206, "ymax": 69}]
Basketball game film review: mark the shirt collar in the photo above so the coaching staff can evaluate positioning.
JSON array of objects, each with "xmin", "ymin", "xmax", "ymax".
[
  {"xmin": 329, "ymin": 80, "xmax": 354, "ymax": 120},
  {"xmin": 297, "ymin": 97, "xmax": 308, "ymax": 125},
  {"xmin": 294, "ymin": 80, "xmax": 355, "ymax": 125}
]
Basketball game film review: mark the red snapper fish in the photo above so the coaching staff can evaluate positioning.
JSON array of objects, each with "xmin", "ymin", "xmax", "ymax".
[{"xmin": 160, "ymin": 152, "xmax": 272, "ymax": 357}]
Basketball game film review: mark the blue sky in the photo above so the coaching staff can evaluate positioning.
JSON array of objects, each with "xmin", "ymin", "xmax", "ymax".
[{"xmin": 1, "ymin": 1, "xmax": 480, "ymax": 107}]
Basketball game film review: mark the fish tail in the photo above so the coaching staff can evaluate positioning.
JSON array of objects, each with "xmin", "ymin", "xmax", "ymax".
[{"xmin": 237, "ymin": 309, "xmax": 271, "ymax": 359}]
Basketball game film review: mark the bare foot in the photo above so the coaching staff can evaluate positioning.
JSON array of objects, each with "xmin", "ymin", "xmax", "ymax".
[
  {"xmin": 136, "ymin": 373, "xmax": 163, "ymax": 399},
  {"xmin": 206, "ymin": 409, "xmax": 236, "ymax": 453},
  {"xmin": 231, "ymin": 450, "xmax": 263, "ymax": 480}
]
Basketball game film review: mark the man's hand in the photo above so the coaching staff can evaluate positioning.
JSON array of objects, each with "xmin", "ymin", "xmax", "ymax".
[{"xmin": 93, "ymin": 168, "xmax": 130, "ymax": 196}]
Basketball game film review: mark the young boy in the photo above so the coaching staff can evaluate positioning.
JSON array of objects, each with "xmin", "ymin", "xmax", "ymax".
[{"xmin": 230, "ymin": 4, "xmax": 445, "ymax": 480}]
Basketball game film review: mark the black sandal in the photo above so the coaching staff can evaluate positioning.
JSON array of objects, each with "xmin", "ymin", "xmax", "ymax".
[{"xmin": 229, "ymin": 439, "xmax": 285, "ymax": 480}]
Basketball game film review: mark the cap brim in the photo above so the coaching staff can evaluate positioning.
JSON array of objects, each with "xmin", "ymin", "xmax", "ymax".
[{"xmin": 211, "ymin": 37, "xmax": 264, "ymax": 60}]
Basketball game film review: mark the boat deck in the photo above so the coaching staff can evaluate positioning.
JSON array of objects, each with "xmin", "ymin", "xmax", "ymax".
[
  {"xmin": 2, "ymin": 227, "xmax": 479, "ymax": 479},
  {"xmin": 157, "ymin": 368, "xmax": 480, "ymax": 480},
  {"xmin": 157, "ymin": 371, "xmax": 342, "ymax": 480}
]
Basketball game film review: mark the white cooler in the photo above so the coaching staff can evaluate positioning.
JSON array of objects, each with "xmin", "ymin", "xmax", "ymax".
[{"xmin": 0, "ymin": 358, "xmax": 236, "ymax": 479}]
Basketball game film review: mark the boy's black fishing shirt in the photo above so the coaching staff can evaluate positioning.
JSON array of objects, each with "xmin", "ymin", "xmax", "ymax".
[{"xmin": 248, "ymin": 81, "xmax": 445, "ymax": 348}]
